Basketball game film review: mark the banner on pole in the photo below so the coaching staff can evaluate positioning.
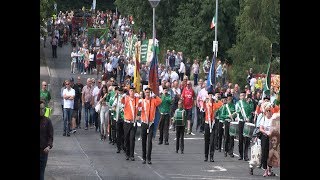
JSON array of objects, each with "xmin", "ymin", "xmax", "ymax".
[{"xmin": 140, "ymin": 40, "xmax": 149, "ymax": 64}]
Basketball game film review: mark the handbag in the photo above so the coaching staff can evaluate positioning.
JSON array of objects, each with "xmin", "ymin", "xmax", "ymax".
[
  {"xmin": 249, "ymin": 139, "xmax": 261, "ymax": 168},
  {"xmin": 95, "ymin": 103, "xmax": 101, "ymax": 113}
]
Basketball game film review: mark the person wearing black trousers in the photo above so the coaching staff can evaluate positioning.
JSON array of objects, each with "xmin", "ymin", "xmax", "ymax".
[
  {"xmin": 138, "ymin": 88, "xmax": 162, "ymax": 164},
  {"xmin": 112, "ymin": 87, "xmax": 125, "ymax": 153},
  {"xmin": 220, "ymin": 93, "xmax": 237, "ymax": 158},
  {"xmin": 203, "ymin": 92, "xmax": 217, "ymax": 162},
  {"xmin": 173, "ymin": 100, "xmax": 186, "ymax": 154},
  {"xmin": 215, "ymin": 95, "xmax": 227, "ymax": 152},
  {"xmin": 158, "ymin": 87, "xmax": 172, "ymax": 145}
]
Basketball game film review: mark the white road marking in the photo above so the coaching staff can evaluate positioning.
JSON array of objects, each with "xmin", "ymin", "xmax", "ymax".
[
  {"xmin": 47, "ymin": 66, "xmax": 51, "ymax": 77},
  {"xmin": 74, "ymin": 135, "xmax": 103, "ymax": 180},
  {"xmin": 174, "ymin": 137, "xmax": 204, "ymax": 140},
  {"xmin": 202, "ymin": 166, "xmax": 227, "ymax": 172},
  {"xmin": 137, "ymin": 156, "xmax": 165, "ymax": 179}
]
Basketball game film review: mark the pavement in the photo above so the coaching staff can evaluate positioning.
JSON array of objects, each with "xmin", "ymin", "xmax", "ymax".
[{"xmin": 40, "ymin": 37, "xmax": 280, "ymax": 180}]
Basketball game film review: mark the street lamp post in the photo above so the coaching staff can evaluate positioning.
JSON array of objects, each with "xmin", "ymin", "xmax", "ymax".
[{"xmin": 148, "ymin": 0, "xmax": 160, "ymax": 53}]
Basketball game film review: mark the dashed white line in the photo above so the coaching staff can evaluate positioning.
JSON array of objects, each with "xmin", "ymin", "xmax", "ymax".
[
  {"xmin": 136, "ymin": 155, "xmax": 164, "ymax": 179},
  {"xmin": 74, "ymin": 135, "xmax": 103, "ymax": 180}
]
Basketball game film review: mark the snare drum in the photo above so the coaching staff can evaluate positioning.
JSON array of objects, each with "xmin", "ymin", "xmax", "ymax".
[
  {"xmin": 243, "ymin": 122, "xmax": 255, "ymax": 138},
  {"xmin": 229, "ymin": 122, "xmax": 239, "ymax": 137}
]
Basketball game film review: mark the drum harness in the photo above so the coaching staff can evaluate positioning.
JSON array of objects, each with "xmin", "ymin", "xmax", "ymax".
[
  {"xmin": 226, "ymin": 104, "xmax": 236, "ymax": 122},
  {"xmin": 239, "ymin": 100, "xmax": 248, "ymax": 122}
]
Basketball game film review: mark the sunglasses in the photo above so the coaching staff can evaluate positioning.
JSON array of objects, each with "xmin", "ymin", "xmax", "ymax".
[
  {"xmin": 43, "ymin": 85, "xmax": 47, "ymax": 86},
  {"xmin": 65, "ymin": 84, "xmax": 70, "ymax": 85}
]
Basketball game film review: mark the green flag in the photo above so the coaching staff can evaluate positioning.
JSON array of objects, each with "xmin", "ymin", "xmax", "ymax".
[{"xmin": 263, "ymin": 62, "xmax": 271, "ymax": 96}]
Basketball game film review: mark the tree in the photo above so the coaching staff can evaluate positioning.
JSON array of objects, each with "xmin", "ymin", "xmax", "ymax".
[
  {"xmin": 227, "ymin": 0, "xmax": 280, "ymax": 87},
  {"xmin": 40, "ymin": 0, "xmax": 55, "ymax": 36}
]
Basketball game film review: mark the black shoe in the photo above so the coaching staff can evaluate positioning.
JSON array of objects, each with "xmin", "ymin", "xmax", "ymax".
[
  {"xmin": 67, "ymin": 133, "xmax": 70, "ymax": 137},
  {"xmin": 147, "ymin": 161, "xmax": 152, "ymax": 164},
  {"xmin": 204, "ymin": 157, "xmax": 208, "ymax": 162},
  {"xmin": 164, "ymin": 142, "xmax": 169, "ymax": 145},
  {"xmin": 116, "ymin": 149, "xmax": 120, "ymax": 153},
  {"xmin": 176, "ymin": 150, "xmax": 178, "ymax": 153},
  {"xmin": 158, "ymin": 141, "xmax": 163, "ymax": 145},
  {"xmin": 126, "ymin": 156, "xmax": 129, "ymax": 160},
  {"xmin": 218, "ymin": 149, "xmax": 221, "ymax": 152},
  {"xmin": 229, "ymin": 154, "xmax": 234, "ymax": 158},
  {"xmin": 142, "ymin": 160, "xmax": 146, "ymax": 164},
  {"xmin": 224, "ymin": 152, "xmax": 227, "ymax": 157},
  {"xmin": 249, "ymin": 168, "xmax": 253, "ymax": 175},
  {"xmin": 130, "ymin": 157, "xmax": 135, "ymax": 161},
  {"xmin": 210, "ymin": 157, "xmax": 214, "ymax": 162},
  {"xmin": 63, "ymin": 132, "xmax": 66, "ymax": 136},
  {"xmin": 238, "ymin": 157, "xmax": 243, "ymax": 160},
  {"xmin": 244, "ymin": 158, "xmax": 249, "ymax": 161},
  {"xmin": 109, "ymin": 141, "xmax": 113, "ymax": 144},
  {"xmin": 181, "ymin": 151, "xmax": 184, "ymax": 154}
]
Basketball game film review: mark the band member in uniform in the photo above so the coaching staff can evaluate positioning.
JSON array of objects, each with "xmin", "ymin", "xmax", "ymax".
[
  {"xmin": 202, "ymin": 92, "xmax": 217, "ymax": 162},
  {"xmin": 215, "ymin": 95, "xmax": 227, "ymax": 152},
  {"xmin": 158, "ymin": 86, "xmax": 172, "ymax": 145},
  {"xmin": 235, "ymin": 91, "xmax": 252, "ymax": 161},
  {"xmin": 112, "ymin": 86, "xmax": 125, "ymax": 153},
  {"xmin": 212, "ymin": 91, "xmax": 223, "ymax": 150},
  {"xmin": 121, "ymin": 87, "xmax": 140, "ymax": 161},
  {"xmin": 106, "ymin": 83, "xmax": 117, "ymax": 144},
  {"xmin": 173, "ymin": 100, "xmax": 186, "ymax": 154},
  {"xmin": 220, "ymin": 93, "xmax": 237, "ymax": 157},
  {"xmin": 138, "ymin": 87, "xmax": 162, "ymax": 164}
]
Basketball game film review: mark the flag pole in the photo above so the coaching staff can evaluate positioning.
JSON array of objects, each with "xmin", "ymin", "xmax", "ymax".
[{"xmin": 214, "ymin": 0, "xmax": 218, "ymax": 57}]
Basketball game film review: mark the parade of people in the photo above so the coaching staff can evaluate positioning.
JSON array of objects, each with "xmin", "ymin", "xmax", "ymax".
[{"xmin": 40, "ymin": 1, "xmax": 280, "ymax": 179}]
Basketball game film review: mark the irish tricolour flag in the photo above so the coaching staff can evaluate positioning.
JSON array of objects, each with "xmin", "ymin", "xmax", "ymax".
[{"xmin": 210, "ymin": 16, "xmax": 216, "ymax": 29}]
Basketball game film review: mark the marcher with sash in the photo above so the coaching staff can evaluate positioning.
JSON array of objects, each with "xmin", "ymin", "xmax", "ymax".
[
  {"xmin": 235, "ymin": 91, "xmax": 253, "ymax": 161},
  {"xmin": 215, "ymin": 95, "xmax": 227, "ymax": 152},
  {"xmin": 138, "ymin": 87, "xmax": 162, "ymax": 164},
  {"xmin": 158, "ymin": 86, "xmax": 172, "ymax": 145},
  {"xmin": 121, "ymin": 87, "xmax": 140, "ymax": 161},
  {"xmin": 202, "ymin": 92, "xmax": 220, "ymax": 162},
  {"xmin": 106, "ymin": 83, "xmax": 117, "ymax": 144},
  {"xmin": 212, "ymin": 91, "xmax": 223, "ymax": 151},
  {"xmin": 173, "ymin": 100, "xmax": 186, "ymax": 154},
  {"xmin": 112, "ymin": 86, "xmax": 125, "ymax": 153},
  {"xmin": 220, "ymin": 93, "xmax": 237, "ymax": 157}
]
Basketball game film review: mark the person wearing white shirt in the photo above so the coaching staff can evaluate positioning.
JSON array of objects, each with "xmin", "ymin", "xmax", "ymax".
[
  {"xmin": 196, "ymin": 83, "xmax": 208, "ymax": 133},
  {"xmin": 70, "ymin": 48, "xmax": 78, "ymax": 74},
  {"xmin": 259, "ymin": 103, "xmax": 274, "ymax": 177},
  {"xmin": 216, "ymin": 60, "xmax": 222, "ymax": 83},
  {"xmin": 63, "ymin": 80, "xmax": 75, "ymax": 136},
  {"xmin": 161, "ymin": 69, "xmax": 170, "ymax": 82},
  {"xmin": 170, "ymin": 69, "xmax": 179, "ymax": 83},
  {"xmin": 250, "ymin": 76, "xmax": 257, "ymax": 92},
  {"xmin": 92, "ymin": 79, "xmax": 102, "ymax": 132},
  {"xmin": 105, "ymin": 60, "xmax": 113, "ymax": 79},
  {"xmin": 178, "ymin": 61, "xmax": 186, "ymax": 81},
  {"xmin": 127, "ymin": 60, "xmax": 135, "ymax": 79}
]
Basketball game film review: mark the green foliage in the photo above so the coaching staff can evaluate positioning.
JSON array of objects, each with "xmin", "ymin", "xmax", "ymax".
[
  {"xmin": 40, "ymin": 0, "xmax": 55, "ymax": 36},
  {"xmin": 227, "ymin": 0, "xmax": 279, "ymax": 84},
  {"xmin": 54, "ymin": 0, "xmax": 280, "ymax": 85},
  {"xmin": 55, "ymin": 0, "xmax": 116, "ymax": 12}
]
